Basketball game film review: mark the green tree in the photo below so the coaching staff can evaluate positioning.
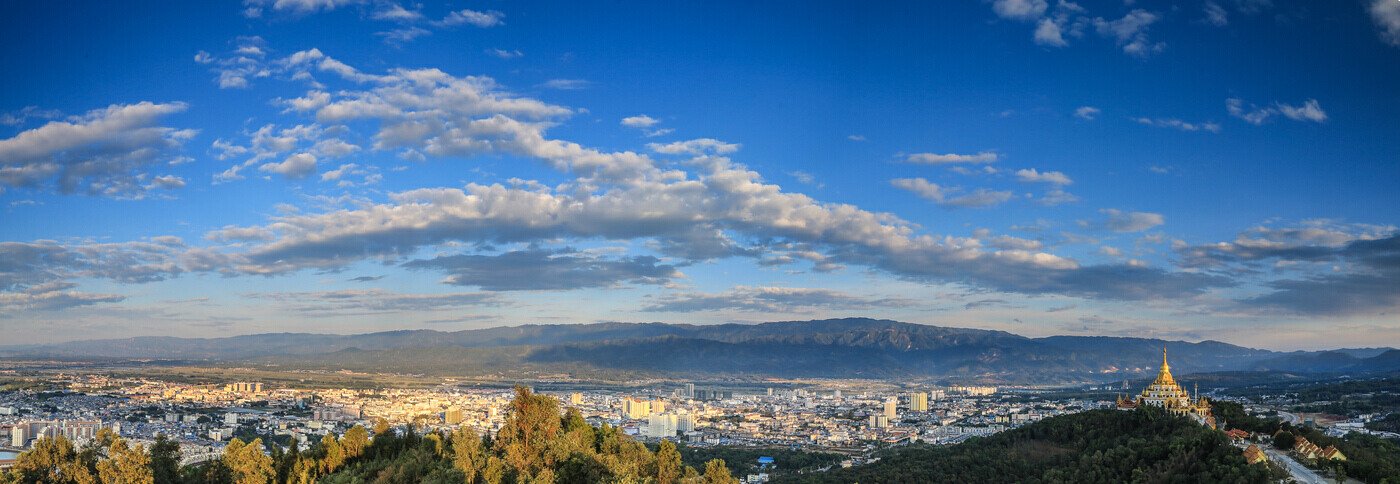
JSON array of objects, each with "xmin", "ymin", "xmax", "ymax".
[
  {"xmin": 656, "ymin": 440, "xmax": 682, "ymax": 484},
  {"xmin": 493, "ymin": 386, "xmax": 562, "ymax": 477},
  {"xmin": 318, "ymin": 433, "xmax": 345, "ymax": 474},
  {"xmin": 289, "ymin": 455, "xmax": 318, "ymax": 484},
  {"xmin": 703, "ymin": 458, "xmax": 737, "ymax": 484},
  {"xmin": 96, "ymin": 439, "xmax": 155, "ymax": 484},
  {"xmin": 340, "ymin": 425, "xmax": 369, "ymax": 460},
  {"xmin": 274, "ymin": 439, "xmax": 299, "ymax": 484},
  {"xmin": 9, "ymin": 435, "xmax": 97, "ymax": 484},
  {"xmin": 148, "ymin": 434, "xmax": 181, "ymax": 484},
  {"xmin": 1273, "ymin": 431, "xmax": 1295, "ymax": 450},
  {"xmin": 557, "ymin": 407, "xmax": 596, "ymax": 459},
  {"xmin": 222, "ymin": 438, "xmax": 274, "ymax": 484},
  {"xmin": 372, "ymin": 418, "xmax": 391, "ymax": 436},
  {"xmin": 78, "ymin": 427, "xmax": 120, "ymax": 472},
  {"xmin": 451, "ymin": 427, "xmax": 487, "ymax": 482},
  {"xmin": 480, "ymin": 456, "xmax": 507, "ymax": 484}
]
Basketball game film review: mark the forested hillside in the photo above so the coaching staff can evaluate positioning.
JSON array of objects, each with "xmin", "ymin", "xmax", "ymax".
[{"xmin": 777, "ymin": 407, "xmax": 1273, "ymax": 484}]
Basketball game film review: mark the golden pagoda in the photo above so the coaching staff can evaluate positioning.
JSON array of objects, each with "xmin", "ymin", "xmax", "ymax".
[{"xmin": 1117, "ymin": 348, "xmax": 1213, "ymax": 423}]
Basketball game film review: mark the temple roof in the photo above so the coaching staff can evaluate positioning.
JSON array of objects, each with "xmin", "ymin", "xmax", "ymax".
[{"xmin": 1152, "ymin": 347, "xmax": 1176, "ymax": 386}]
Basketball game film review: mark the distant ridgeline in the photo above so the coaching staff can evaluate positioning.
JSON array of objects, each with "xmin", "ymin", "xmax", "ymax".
[
  {"xmin": 775, "ymin": 407, "xmax": 1271, "ymax": 484},
  {"xmin": 5, "ymin": 318, "xmax": 1399, "ymax": 384}
]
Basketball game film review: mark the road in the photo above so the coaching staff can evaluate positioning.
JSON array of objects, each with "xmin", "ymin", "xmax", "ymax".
[{"xmin": 1263, "ymin": 447, "xmax": 1326, "ymax": 484}]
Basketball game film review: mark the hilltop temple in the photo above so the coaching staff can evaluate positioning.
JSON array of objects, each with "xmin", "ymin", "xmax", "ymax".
[{"xmin": 1117, "ymin": 348, "xmax": 1214, "ymax": 426}]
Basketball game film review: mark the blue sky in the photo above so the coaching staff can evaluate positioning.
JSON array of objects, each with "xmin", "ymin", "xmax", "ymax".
[{"xmin": 2, "ymin": 0, "xmax": 1398, "ymax": 350}]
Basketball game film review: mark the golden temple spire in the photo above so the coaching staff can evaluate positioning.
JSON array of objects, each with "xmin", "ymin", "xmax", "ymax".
[{"xmin": 1162, "ymin": 346, "xmax": 1169, "ymax": 372}]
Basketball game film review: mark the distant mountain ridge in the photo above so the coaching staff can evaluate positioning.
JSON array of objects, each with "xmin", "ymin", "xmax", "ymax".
[{"xmin": 2, "ymin": 318, "xmax": 1395, "ymax": 384}]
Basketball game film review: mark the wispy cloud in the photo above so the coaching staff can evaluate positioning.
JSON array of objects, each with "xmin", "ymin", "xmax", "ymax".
[
  {"xmin": 891, "ymin": 178, "xmax": 1013, "ymax": 208},
  {"xmin": 903, "ymin": 151, "xmax": 998, "ymax": 164},
  {"xmin": 1134, "ymin": 117, "xmax": 1221, "ymax": 133}
]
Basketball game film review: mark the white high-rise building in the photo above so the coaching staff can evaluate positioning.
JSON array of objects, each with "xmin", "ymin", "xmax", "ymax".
[
  {"xmin": 910, "ymin": 392, "xmax": 928, "ymax": 412},
  {"xmin": 676, "ymin": 411, "xmax": 696, "ymax": 433},
  {"xmin": 646, "ymin": 413, "xmax": 678, "ymax": 438},
  {"xmin": 868, "ymin": 414, "xmax": 889, "ymax": 428},
  {"xmin": 623, "ymin": 398, "xmax": 651, "ymax": 419},
  {"xmin": 11, "ymin": 425, "xmax": 27, "ymax": 447}
]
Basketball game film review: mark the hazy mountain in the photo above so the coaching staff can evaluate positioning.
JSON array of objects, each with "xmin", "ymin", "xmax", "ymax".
[
  {"xmin": 1249, "ymin": 349, "xmax": 1400, "ymax": 374},
  {"xmin": 2, "ymin": 318, "xmax": 1394, "ymax": 384}
]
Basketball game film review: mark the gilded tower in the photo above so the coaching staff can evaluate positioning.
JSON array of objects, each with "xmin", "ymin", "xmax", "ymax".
[{"xmin": 1116, "ymin": 348, "xmax": 1213, "ymax": 424}]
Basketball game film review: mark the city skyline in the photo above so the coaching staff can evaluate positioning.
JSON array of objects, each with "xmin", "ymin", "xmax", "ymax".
[{"xmin": 3, "ymin": 0, "xmax": 1400, "ymax": 350}]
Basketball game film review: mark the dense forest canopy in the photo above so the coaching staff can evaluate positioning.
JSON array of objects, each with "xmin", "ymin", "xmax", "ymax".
[{"xmin": 776, "ymin": 407, "xmax": 1272, "ymax": 484}]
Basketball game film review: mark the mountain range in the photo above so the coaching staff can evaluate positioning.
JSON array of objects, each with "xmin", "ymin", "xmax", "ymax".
[{"xmin": 2, "ymin": 318, "xmax": 1396, "ymax": 384}]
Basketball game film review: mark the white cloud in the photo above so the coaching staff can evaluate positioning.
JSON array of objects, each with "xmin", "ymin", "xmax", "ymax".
[
  {"xmin": 282, "ymin": 90, "xmax": 331, "ymax": 113},
  {"xmin": 1015, "ymin": 168, "xmax": 1073, "ymax": 185},
  {"xmin": 188, "ymin": 49, "xmax": 1228, "ymax": 304},
  {"xmin": 1134, "ymin": 117, "xmax": 1221, "ymax": 133},
  {"xmin": 1101, "ymin": 209, "xmax": 1165, "ymax": 232},
  {"xmin": 642, "ymin": 286, "xmax": 916, "ymax": 313},
  {"xmin": 1094, "ymin": 10, "xmax": 1163, "ymax": 57},
  {"xmin": 242, "ymin": 0, "xmax": 363, "ymax": 17},
  {"xmin": 621, "ymin": 115, "xmax": 671, "ymax": 137},
  {"xmin": 1203, "ymin": 1, "xmax": 1228, "ymax": 26},
  {"xmin": 1074, "ymin": 106, "xmax": 1100, "ymax": 120},
  {"xmin": 847, "ymin": 134, "xmax": 866, "ymax": 141},
  {"xmin": 0, "ymin": 101, "xmax": 193, "ymax": 198},
  {"xmin": 992, "ymin": 0, "xmax": 1049, "ymax": 21},
  {"xmin": 891, "ymin": 177, "xmax": 1013, "ymax": 208},
  {"xmin": 245, "ymin": 288, "xmax": 500, "ymax": 316},
  {"xmin": 196, "ymin": 38, "xmax": 274, "ymax": 89},
  {"xmin": 437, "ymin": 9, "xmax": 504, "ymax": 28},
  {"xmin": 539, "ymin": 79, "xmax": 591, "ymax": 90},
  {"xmin": 272, "ymin": 53, "xmax": 668, "ymax": 185},
  {"xmin": 377, "ymin": 27, "xmax": 431, "ymax": 45},
  {"xmin": 0, "ymin": 239, "xmax": 232, "ymax": 306},
  {"xmin": 1226, "ymin": 98, "xmax": 1273, "ymax": 125},
  {"xmin": 371, "ymin": 3, "xmax": 422, "ymax": 22},
  {"xmin": 1276, "ymin": 99, "xmax": 1327, "ymax": 123},
  {"xmin": 214, "ymin": 123, "xmax": 329, "ymax": 183},
  {"xmin": 0, "ymin": 106, "xmax": 63, "ymax": 127},
  {"xmin": 0, "ymin": 283, "xmax": 125, "ymax": 312},
  {"xmin": 903, "ymin": 151, "xmax": 998, "ymax": 164},
  {"xmin": 149, "ymin": 175, "xmax": 186, "ymax": 190},
  {"xmin": 486, "ymin": 48, "xmax": 523, "ymax": 59},
  {"xmin": 788, "ymin": 170, "xmax": 819, "ymax": 186},
  {"xmin": 312, "ymin": 138, "xmax": 360, "ymax": 158},
  {"xmin": 648, "ymin": 138, "xmax": 740, "ymax": 156},
  {"xmin": 321, "ymin": 163, "xmax": 357, "ymax": 181},
  {"xmin": 621, "ymin": 115, "xmax": 661, "ymax": 128},
  {"xmin": 1034, "ymin": 18, "xmax": 1068, "ymax": 46},
  {"xmin": 1227, "ymin": 97, "xmax": 1327, "ymax": 125},
  {"xmin": 890, "ymin": 177, "xmax": 946, "ymax": 200},
  {"xmin": 1037, "ymin": 188, "xmax": 1080, "ymax": 206},
  {"xmin": 259, "ymin": 152, "xmax": 318, "ymax": 179},
  {"xmin": 1370, "ymin": 0, "xmax": 1400, "ymax": 46}
]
